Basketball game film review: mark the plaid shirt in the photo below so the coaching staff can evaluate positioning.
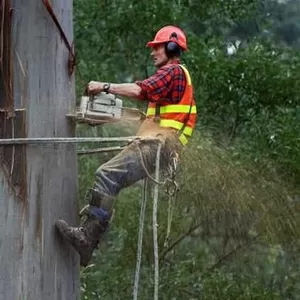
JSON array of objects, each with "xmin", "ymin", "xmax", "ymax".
[{"xmin": 135, "ymin": 63, "xmax": 186, "ymax": 103}]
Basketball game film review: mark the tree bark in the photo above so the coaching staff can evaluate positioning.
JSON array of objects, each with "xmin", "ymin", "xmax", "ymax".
[{"xmin": 0, "ymin": 1, "xmax": 79, "ymax": 299}]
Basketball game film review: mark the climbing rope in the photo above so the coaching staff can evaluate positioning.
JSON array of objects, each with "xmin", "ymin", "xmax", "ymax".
[
  {"xmin": 136, "ymin": 141, "xmax": 166, "ymax": 185},
  {"xmin": 132, "ymin": 141, "xmax": 163, "ymax": 300},
  {"xmin": 77, "ymin": 145, "xmax": 124, "ymax": 155},
  {"xmin": 132, "ymin": 178, "xmax": 148, "ymax": 300},
  {"xmin": 153, "ymin": 141, "xmax": 162, "ymax": 300},
  {"xmin": 0, "ymin": 136, "xmax": 139, "ymax": 145},
  {"xmin": 164, "ymin": 153, "xmax": 179, "ymax": 248},
  {"xmin": 164, "ymin": 192, "xmax": 176, "ymax": 248}
]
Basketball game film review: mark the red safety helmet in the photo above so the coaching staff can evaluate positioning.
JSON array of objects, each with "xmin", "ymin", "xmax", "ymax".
[{"xmin": 147, "ymin": 25, "xmax": 188, "ymax": 51}]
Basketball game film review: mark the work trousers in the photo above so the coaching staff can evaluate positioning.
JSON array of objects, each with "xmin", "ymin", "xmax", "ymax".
[{"xmin": 90, "ymin": 133, "xmax": 182, "ymax": 212}]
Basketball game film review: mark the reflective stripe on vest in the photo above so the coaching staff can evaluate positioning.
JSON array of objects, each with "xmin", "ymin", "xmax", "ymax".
[
  {"xmin": 159, "ymin": 119, "xmax": 193, "ymax": 136},
  {"xmin": 179, "ymin": 133, "xmax": 188, "ymax": 145},
  {"xmin": 147, "ymin": 104, "xmax": 197, "ymax": 115},
  {"xmin": 181, "ymin": 64, "xmax": 192, "ymax": 85}
]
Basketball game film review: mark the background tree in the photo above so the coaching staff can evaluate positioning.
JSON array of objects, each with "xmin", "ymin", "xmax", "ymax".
[{"xmin": 74, "ymin": 0, "xmax": 300, "ymax": 299}]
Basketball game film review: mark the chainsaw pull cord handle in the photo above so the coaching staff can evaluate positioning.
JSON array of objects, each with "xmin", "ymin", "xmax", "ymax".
[
  {"xmin": 83, "ymin": 84, "xmax": 90, "ymax": 96},
  {"xmin": 83, "ymin": 84, "xmax": 97, "ymax": 105}
]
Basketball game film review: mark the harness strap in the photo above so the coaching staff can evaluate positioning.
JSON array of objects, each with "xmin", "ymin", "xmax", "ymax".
[
  {"xmin": 154, "ymin": 103, "xmax": 161, "ymax": 123},
  {"xmin": 177, "ymin": 99, "xmax": 193, "ymax": 138}
]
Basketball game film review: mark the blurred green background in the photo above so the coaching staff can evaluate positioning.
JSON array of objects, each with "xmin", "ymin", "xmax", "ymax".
[{"xmin": 73, "ymin": 1, "xmax": 300, "ymax": 299}]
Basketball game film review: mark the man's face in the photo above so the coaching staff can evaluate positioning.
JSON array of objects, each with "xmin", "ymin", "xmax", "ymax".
[{"xmin": 151, "ymin": 44, "xmax": 168, "ymax": 68}]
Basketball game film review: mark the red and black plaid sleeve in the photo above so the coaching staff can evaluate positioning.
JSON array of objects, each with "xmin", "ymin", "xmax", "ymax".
[{"xmin": 135, "ymin": 64, "xmax": 186, "ymax": 103}]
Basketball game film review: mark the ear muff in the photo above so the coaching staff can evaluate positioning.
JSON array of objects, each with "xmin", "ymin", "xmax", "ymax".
[{"xmin": 165, "ymin": 32, "xmax": 181, "ymax": 58}]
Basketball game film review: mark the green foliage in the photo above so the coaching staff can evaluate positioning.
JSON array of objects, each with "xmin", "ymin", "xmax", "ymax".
[{"xmin": 73, "ymin": 0, "xmax": 300, "ymax": 299}]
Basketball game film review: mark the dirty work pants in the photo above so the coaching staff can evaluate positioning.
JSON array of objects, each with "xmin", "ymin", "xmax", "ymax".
[{"xmin": 90, "ymin": 134, "xmax": 182, "ymax": 212}]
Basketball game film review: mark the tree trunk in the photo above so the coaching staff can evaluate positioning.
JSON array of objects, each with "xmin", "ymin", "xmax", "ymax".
[{"xmin": 0, "ymin": 1, "xmax": 79, "ymax": 299}]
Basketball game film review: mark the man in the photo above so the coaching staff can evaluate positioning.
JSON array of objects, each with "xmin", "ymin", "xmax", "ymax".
[{"xmin": 55, "ymin": 25, "xmax": 197, "ymax": 267}]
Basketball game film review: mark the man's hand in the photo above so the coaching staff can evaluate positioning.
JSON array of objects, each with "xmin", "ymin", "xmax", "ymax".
[{"xmin": 87, "ymin": 81, "xmax": 104, "ymax": 95}]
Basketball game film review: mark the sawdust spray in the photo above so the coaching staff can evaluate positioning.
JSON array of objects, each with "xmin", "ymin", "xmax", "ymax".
[{"xmin": 175, "ymin": 130, "xmax": 300, "ymax": 253}]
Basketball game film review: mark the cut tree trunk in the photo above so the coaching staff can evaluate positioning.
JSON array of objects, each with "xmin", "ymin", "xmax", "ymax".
[{"xmin": 0, "ymin": 1, "xmax": 79, "ymax": 299}]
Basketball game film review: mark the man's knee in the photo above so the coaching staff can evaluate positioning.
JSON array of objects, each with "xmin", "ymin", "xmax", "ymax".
[
  {"xmin": 87, "ymin": 188, "xmax": 103, "ymax": 207},
  {"xmin": 94, "ymin": 163, "xmax": 106, "ymax": 178}
]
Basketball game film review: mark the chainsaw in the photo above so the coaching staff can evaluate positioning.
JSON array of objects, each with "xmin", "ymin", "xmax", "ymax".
[{"xmin": 68, "ymin": 92, "xmax": 145, "ymax": 125}]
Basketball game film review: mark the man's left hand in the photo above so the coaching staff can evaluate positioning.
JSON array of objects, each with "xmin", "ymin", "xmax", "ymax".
[{"xmin": 87, "ymin": 81, "xmax": 103, "ymax": 95}]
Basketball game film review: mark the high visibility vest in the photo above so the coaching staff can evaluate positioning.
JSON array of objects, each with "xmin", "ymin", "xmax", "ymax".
[{"xmin": 146, "ymin": 64, "xmax": 197, "ymax": 145}]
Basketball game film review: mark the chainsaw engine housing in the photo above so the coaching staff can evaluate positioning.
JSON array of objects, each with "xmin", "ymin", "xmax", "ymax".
[{"xmin": 79, "ymin": 93, "xmax": 122, "ymax": 120}]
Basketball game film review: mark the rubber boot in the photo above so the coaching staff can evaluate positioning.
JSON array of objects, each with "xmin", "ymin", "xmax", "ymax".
[{"xmin": 55, "ymin": 213, "xmax": 109, "ymax": 267}]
